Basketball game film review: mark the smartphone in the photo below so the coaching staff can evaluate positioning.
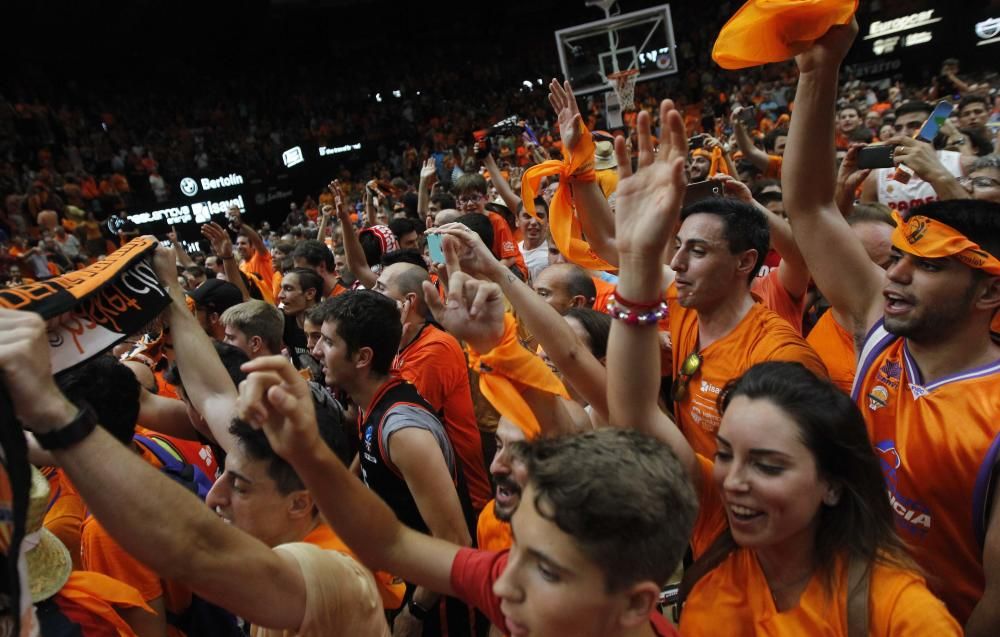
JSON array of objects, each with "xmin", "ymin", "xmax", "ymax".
[
  {"xmin": 426, "ymin": 233, "xmax": 445, "ymax": 263},
  {"xmin": 915, "ymin": 101, "xmax": 955, "ymax": 143},
  {"xmin": 856, "ymin": 145, "xmax": 895, "ymax": 169},
  {"xmin": 683, "ymin": 180, "xmax": 723, "ymax": 208},
  {"xmin": 738, "ymin": 106, "xmax": 756, "ymax": 129}
]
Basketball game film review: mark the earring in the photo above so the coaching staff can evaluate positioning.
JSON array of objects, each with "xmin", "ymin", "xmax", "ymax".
[{"xmin": 823, "ymin": 490, "xmax": 841, "ymax": 506}]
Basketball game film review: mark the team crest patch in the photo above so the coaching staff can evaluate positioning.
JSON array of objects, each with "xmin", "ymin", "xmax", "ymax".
[
  {"xmin": 876, "ymin": 359, "xmax": 902, "ymax": 388},
  {"xmin": 868, "ymin": 385, "xmax": 889, "ymax": 411}
]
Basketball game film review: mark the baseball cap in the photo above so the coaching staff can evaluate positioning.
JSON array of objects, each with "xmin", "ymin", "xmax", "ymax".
[{"xmin": 187, "ymin": 279, "xmax": 243, "ymax": 314}]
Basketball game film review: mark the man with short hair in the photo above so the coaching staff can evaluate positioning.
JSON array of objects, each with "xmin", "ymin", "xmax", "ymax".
[
  {"xmin": 783, "ymin": 24, "xmax": 1000, "ymax": 632},
  {"xmin": 517, "ymin": 198, "xmax": 550, "ymax": 282},
  {"xmin": 278, "ymin": 267, "xmax": 324, "ymax": 378},
  {"xmin": 959, "ymin": 94, "xmax": 990, "ymax": 129},
  {"xmin": 860, "ymin": 100, "xmax": 969, "ymax": 213},
  {"xmin": 388, "ymin": 218, "xmax": 420, "ymax": 251},
  {"xmin": 532, "ymin": 263, "xmax": 597, "ymax": 315},
  {"xmin": 291, "ymin": 239, "xmax": 348, "ymax": 298},
  {"xmin": 220, "ymin": 300, "xmax": 284, "ymax": 359},
  {"xmin": 374, "ymin": 262, "xmax": 492, "ymax": 512},
  {"xmin": 187, "ymin": 278, "xmax": 243, "ymax": 341},
  {"xmin": 310, "ymin": 290, "xmax": 475, "ymax": 636},
  {"xmin": 230, "ymin": 206, "xmax": 276, "ymax": 304}
]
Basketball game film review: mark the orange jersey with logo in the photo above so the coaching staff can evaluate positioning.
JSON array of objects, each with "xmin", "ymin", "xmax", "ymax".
[
  {"xmin": 807, "ymin": 310, "xmax": 856, "ymax": 394},
  {"xmin": 851, "ymin": 321, "xmax": 1000, "ymax": 622},
  {"xmin": 476, "ymin": 500, "xmax": 513, "ymax": 553},
  {"xmin": 393, "ymin": 323, "xmax": 491, "ymax": 510},
  {"xmin": 303, "ymin": 523, "xmax": 405, "ymax": 610},
  {"xmin": 669, "ymin": 285, "xmax": 828, "ymax": 457},
  {"xmin": 681, "ymin": 456, "xmax": 961, "ymax": 636},
  {"xmin": 41, "ymin": 467, "xmax": 85, "ymax": 570}
]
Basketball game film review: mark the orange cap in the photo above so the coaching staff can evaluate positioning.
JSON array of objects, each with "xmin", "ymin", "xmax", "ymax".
[{"xmin": 712, "ymin": 0, "xmax": 858, "ymax": 70}]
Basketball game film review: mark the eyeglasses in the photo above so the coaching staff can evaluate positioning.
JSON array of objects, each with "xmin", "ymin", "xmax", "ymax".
[
  {"xmin": 959, "ymin": 176, "xmax": 1000, "ymax": 190},
  {"xmin": 456, "ymin": 194, "xmax": 485, "ymax": 205},
  {"xmin": 671, "ymin": 352, "xmax": 703, "ymax": 402},
  {"xmin": 892, "ymin": 121, "xmax": 923, "ymax": 133}
]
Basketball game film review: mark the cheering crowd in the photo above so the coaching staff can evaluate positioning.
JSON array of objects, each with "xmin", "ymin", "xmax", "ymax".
[{"xmin": 1, "ymin": 10, "xmax": 1000, "ymax": 637}]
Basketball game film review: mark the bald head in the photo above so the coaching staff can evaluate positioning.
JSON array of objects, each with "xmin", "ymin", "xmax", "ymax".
[
  {"xmin": 434, "ymin": 208, "xmax": 461, "ymax": 227},
  {"xmin": 377, "ymin": 262, "xmax": 431, "ymax": 316},
  {"xmin": 533, "ymin": 263, "xmax": 597, "ymax": 315}
]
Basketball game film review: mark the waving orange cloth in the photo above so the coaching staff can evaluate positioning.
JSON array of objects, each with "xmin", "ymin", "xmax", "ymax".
[
  {"xmin": 467, "ymin": 314, "xmax": 570, "ymax": 438},
  {"xmin": 891, "ymin": 212, "xmax": 1000, "ymax": 275},
  {"xmin": 712, "ymin": 0, "xmax": 858, "ymax": 70},
  {"xmin": 56, "ymin": 571, "xmax": 153, "ymax": 636},
  {"xmin": 521, "ymin": 125, "xmax": 617, "ymax": 272}
]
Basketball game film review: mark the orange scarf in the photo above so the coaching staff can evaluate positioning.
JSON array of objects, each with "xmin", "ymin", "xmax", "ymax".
[
  {"xmin": 467, "ymin": 314, "xmax": 569, "ymax": 437},
  {"xmin": 691, "ymin": 147, "xmax": 731, "ymax": 177},
  {"xmin": 891, "ymin": 212, "xmax": 1000, "ymax": 275},
  {"xmin": 56, "ymin": 571, "xmax": 153, "ymax": 636},
  {"xmin": 521, "ymin": 124, "xmax": 617, "ymax": 272}
]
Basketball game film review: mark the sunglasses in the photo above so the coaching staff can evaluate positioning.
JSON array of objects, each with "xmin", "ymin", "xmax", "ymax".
[{"xmin": 671, "ymin": 352, "xmax": 703, "ymax": 402}]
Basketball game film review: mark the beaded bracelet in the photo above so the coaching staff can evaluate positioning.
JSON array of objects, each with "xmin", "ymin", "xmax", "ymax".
[{"xmin": 607, "ymin": 293, "xmax": 668, "ymax": 326}]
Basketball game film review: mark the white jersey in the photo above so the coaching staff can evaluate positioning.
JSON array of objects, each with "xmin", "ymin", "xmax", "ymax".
[{"xmin": 875, "ymin": 150, "xmax": 962, "ymax": 213}]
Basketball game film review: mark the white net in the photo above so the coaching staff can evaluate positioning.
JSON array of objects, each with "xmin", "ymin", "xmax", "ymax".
[{"xmin": 608, "ymin": 69, "xmax": 639, "ymax": 111}]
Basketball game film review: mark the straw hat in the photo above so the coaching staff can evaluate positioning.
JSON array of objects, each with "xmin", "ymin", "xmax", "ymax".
[
  {"xmin": 25, "ymin": 467, "xmax": 72, "ymax": 603},
  {"xmin": 594, "ymin": 141, "xmax": 618, "ymax": 171}
]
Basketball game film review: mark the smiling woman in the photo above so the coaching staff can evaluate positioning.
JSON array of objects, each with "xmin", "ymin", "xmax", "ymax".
[{"xmin": 673, "ymin": 362, "xmax": 961, "ymax": 636}]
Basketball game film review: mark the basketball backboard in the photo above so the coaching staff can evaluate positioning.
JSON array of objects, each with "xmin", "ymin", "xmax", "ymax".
[{"xmin": 555, "ymin": 4, "xmax": 678, "ymax": 96}]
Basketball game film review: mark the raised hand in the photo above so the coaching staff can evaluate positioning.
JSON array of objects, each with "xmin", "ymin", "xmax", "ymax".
[
  {"xmin": 150, "ymin": 243, "xmax": 181, "ymax": 290},
  {"xmin": 793, "ymin": 19, "xmax": 859, "ymax": 74},
  {"xmin": 166, "ymin": 225, "xmax": 179, "ymax": 244},
  {"xmin": 237, "ymin": 355, "xmax": 320, "ymax": 463},
  {"xmin": 419, "ymin": 158, "xmax": 437, "ymax": 186},
  {"xmin": 548, "ymin": 79, "xmax": 585, "ymax": 154},
  {"xmin": 426, "ymin": 223, "xmax": 504, "ymax": 281},
  {"xmin": 613, "ymin": 99, "xmax": 689, "ymax": 261},
  {"xmin": 201, "ymin": 222, "xmax": 233, "ymax": 258},
  {"xmin": 888, "ymin": 135, "xmax": 950, "ymax": 182},
  {"xmin": 422, "ymin": 235, "xmax": 505, "ymax": 354},
  {"xmin": 711, "ymin": 173, "xmax": 752, "ymax": 203}
]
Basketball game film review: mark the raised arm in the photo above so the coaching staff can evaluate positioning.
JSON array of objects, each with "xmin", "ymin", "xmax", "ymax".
[
  {"xmin": 782, "ymin": 21, "xmax": 884, "ymax": 338},
  {"xmin": 607, "ymin": 100, "xmax": 696, "ymax": 476},
  {"xmin": 0, "ymin": 310, "xmax": 309, "ymax": 632},
  {"xmin": 334, "ymin": 191, "xmax": 378, "ymax": 289},
  {"xmin": 732, "ymin": 107, "xmax": 771, "ymax": 172},
  {"xmin": 417, "ymin": 158, "xmax": 437, "ymax": 222},
  {"xmin": 202, "ymin": 222, "xmax": 251, "ymax": 301},
  {"xmin": 483, "ymin": 153, "xmax": 522, "ymax": 213},
  {"xmin": 431, "ymin": 222, "xmax": 609, "ymax": 423},
  {"xmin": 151, "ymin": 245, "xmax": 239, "ymax": 452},
  {"xmin": 549, "ymin": 79, "xmax": 620, "ymax": 265},
  {"xmin": 167, "ymin": 226, "xmax": 194, "ymax": 268}
]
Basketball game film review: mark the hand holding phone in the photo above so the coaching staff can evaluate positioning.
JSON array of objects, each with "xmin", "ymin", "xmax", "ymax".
[
  {"xmin": 856, "ymin": 145, "xmax": 895, "ymax": 169},
  {"xmin": 683, "ymin": 180, "xmax": 723, "ymax": 207},
  {"xmin": 426, "ymin": 233, "xmax": 445, "ymax": 264}
]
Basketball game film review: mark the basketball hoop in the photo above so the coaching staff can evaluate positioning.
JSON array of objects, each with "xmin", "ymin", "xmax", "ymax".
[{"xmin": 607, "ymin": 68, "xmax": 639, "ymax": 111}]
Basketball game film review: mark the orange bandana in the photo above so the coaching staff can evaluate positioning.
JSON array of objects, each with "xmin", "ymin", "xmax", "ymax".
[
  {"xmin": 691, "ymin": 147, "xmax": 731, "ymax": 177},
  {"xmin": 521, "ymin": 123, "xmax": 617, "ymax": 272},
  {"xmin": 712, "ymin": 0, "xmax": 858, "ymax": 70},
  {"xmin": 467, "ymin": 313, "xmax": 570, "ymax": 438},
  {"xmin": 891, "ymin": 212, "xmax": 1000, "ymax": 276}
]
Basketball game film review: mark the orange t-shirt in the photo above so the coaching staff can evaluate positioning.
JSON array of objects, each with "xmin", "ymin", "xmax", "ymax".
[
  {"xmin": 851, "ymin": 322, "xmax": 1000, "ymax": 622},
  {"xmin": 680, "ymin": 456, "xmax": 962, "ymax": 636},
  {"xmin": 240, "ymin": 249, "xmax": 276, "ymax": 304},
  {"xmin": 668, "ymin": 284, "xmax": 828, "ymax": 457},
  {"xmin": 806, "ymin": 310, "xmax": 856, "ymax": 394},
  {"xmin": 595, "ymin": 168, "xmax": 619, "ymax": 197},
  {"xmin": 302, "ymin": 523, "xmax": 405, "ymax": 610},
  {"xmin": 476, "ymin": 500, "xmax": 513, "ymax": 553},
  {"xmin": 393, "ymin": 323, "xmax": 492, "ymax": 511},
  {"xmin": 41, "ymin": 466, "xmax": 85, "ymax": 570},
  {"xmin": 55, "ymin": 571, "xmax": 152, "ymax": 635},
  {"xmin": 485, "ymin": 211, "xmax": 528, "ymax": 280},
  {"xmin": 750, "ymin": 268, "xmax": 805, "ymax": 335},
  {"xmin": 592, "ymin": 276, "xmax": 614, "ymax": 315}
]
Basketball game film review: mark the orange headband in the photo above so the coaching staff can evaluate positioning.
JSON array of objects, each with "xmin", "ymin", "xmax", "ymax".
[{"xmin": 891, "ymin": 212, "xmax": 1000, "ymax": 276}]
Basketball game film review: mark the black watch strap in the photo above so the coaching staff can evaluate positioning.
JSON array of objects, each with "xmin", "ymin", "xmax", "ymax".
[
  {"xmin": 31, "ymin": 403, "xmax": 98, "ymax": 451},
  {"xmin": 407, "ymin": 598, "xmax": 431, "ymax": 621}
]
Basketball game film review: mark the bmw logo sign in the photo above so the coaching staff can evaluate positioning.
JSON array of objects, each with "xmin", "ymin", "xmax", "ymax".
[{"xmin": 180, "ymin": 177, "xmax": 199, "ymax": 197}]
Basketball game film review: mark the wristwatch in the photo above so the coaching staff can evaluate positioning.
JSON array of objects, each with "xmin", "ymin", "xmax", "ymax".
[
  {"xmin": 31, "ymin": 402, "xmax": 98, "ymax": 451},
  {"xmin": 407, "ymin": 598, "xmax": 431, "ymax": 622}
]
